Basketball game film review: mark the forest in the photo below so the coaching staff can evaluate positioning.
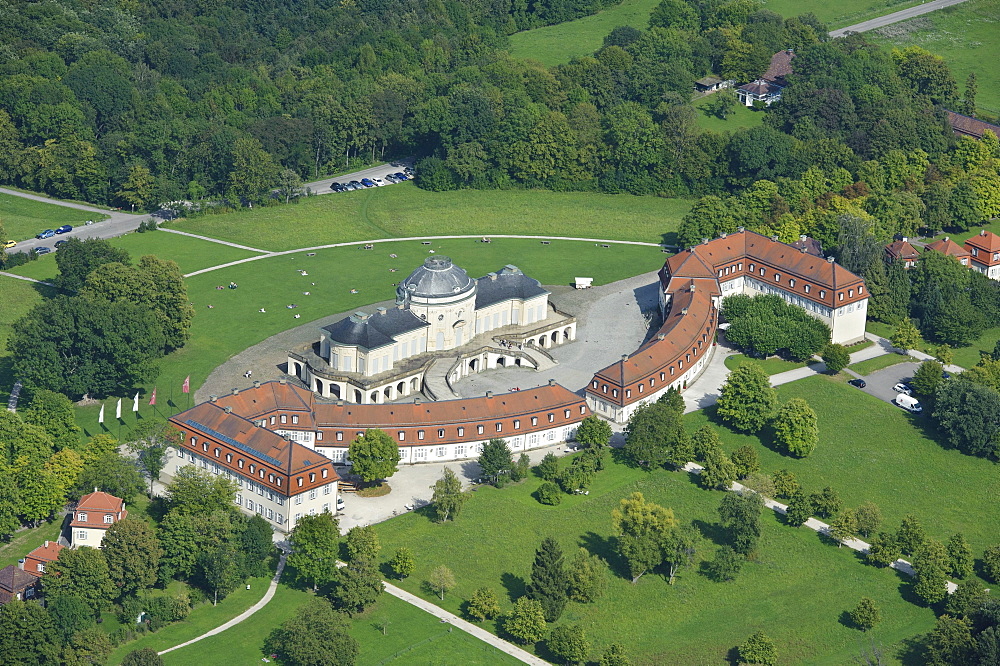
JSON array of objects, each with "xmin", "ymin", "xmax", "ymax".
[{"xmin": 0, "ymin": 0, "xmax": 994, "ymax": 239}]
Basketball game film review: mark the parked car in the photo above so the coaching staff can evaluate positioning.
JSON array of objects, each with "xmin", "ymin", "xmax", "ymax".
[
  {"xmin": 349, "ymin": 180, "xmax": 362, "ymax": 190},
  {"xmin": 55, "ymin": 224, "xmax": 73, "ymax": 234},
  {"xmin": 892, "ymin": 383, "xmax": 913, "ymax": 395},
  {"xmin": 34, "ymin": 246, "xmax": 52, "ymax": 255},
  {"xmin": 36, "ymin": 229, "xmax": 55, "ymax": 239},
  {"xmin": 894, "ymin": 394, "xmax": 922, "ymax": 413},
  {"xmin": 2, "ymin": 240, "xmax": 15, "ymax": 249},
  {"xmin": 384, "ymin": 174, "xmax": 398, "ymax": 183},
  {"xmin": 394, "ymin": 172, "xmax": 408, "ymax": 180},
  {"xmin": 336, "ymin": 496, "xmax": 345, "ymax": 512},
  {"xmin": 330, "ymin": 182, "xmax": 344, "ymax": 192},
  {"xmin": 373, "ymin": 178, "xmax": 384, "ymax": 186},
  {"xmin": 360, "ymin": 178, "xmax": 374, "ymax": 187},
  {"xmin": 54, "ymin": 239, "xmax": 69, "ymax": 248},
  {"xmin": 848, "ymin": 378, "xmax": 866, "ymax": 389}
]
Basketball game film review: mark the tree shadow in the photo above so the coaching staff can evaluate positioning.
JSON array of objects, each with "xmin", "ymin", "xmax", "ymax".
[
  {"xmin": 578, "ymin": 531, "xmax": 630, "ymax": 581},
  {"xmin": 145, "ymin": 496, "xmax": 169, "ymax": 522},
  {"xmin": 458, "ymin": 460, "xmax": 481, "ymax": 481},
  {"xmin": 895, "ymin": 635, "xmax": 927, "ymax": 665},
  {"xmin": 692, "ymin": 518, "xmax": 728, "ymax": 547},
  {"xmin": 499, "ymin": 572, "xmax": 525, "ymax": 603},
  {"xmin": 838, "ymin": 610, "xmax": 857, "ymax": 630},
  {"xmin": 724, "ymin": 645, "xmax": 741, "ymax": 665}
]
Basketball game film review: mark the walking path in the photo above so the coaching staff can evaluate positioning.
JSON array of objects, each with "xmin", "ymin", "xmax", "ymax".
[
  {"xmin": 382, "ymin": 581, "xmax": 549, "ymax": 665},
  {"xmin": 680, "ymin": 462, "xmax": 959, "ymax": 594},
  {"xmin": 0, "ymin": 271, "xmax": 56, "ymax": 287},
  {"xmin": 829, "ymin": 0, "xmax": 969, "ymax": 37},
  {"xmin": 181, "ymin": 234, "xmax": 664, "ymax": 277},
  {"xmin": 159, "ymin": 228, "xmax": 272, "ymax": 254},
  {"xmin": 158, "ymin": 551, "xmax": 288, "ymax": 656}
]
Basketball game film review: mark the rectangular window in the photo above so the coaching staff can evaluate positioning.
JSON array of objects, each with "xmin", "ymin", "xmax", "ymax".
[
  {"xmin": 477, "ymin": 425, "xmax": 484, "ymax": 435},
  {"xmin": 398, "ymin": 431, "xmax": 405, "ymax": 441},
  {"xmin": 277, "ymin": 514, "xmax": 284, "ymax": 524},
  {"xmin": 548, "ymin": 413, "xmax": 554, "ymax": 423},
  {"xmin": 246, "ymin": 500, "xmax": 255, "ymax": 511},
  {"xmin": 438, "ymin": 447, "xmax": 446, "ymax": 457},
  {"xmin": 78, "ymin": 513, "xmax": 88, "ymax": 523},
  {"xmin": 309, "ymin": 489, "xmax": 316, "ymax": 500},
  {"xmin": 336, "ymin": 432, "xmax": 343, "ymax": 441},
  {"xmin": 531, "ymin": 417, "xmax": 538, "ymax": 426},
  {"xmin": 295, "ymin": 495, "xmax": 303, "ymax": 505},
  {"xmin": 438, "ymin": 428, "xmax": 445, "ymax": 438},
  {"xmin": 514, "ymin": 419, "xmax": 520, "ymax": 430},
  {"xmin": 280, "ymin": 415, "xmax": 287, "ymax": 424},
  {"xmin": 418, "ymin": 430, "xmax": 425, "ymax": 440},
  {"xmin": 457, "ymin": 427, "xmax": 465, "ymax": 437},
  {"xmin": 76, "ymin": 531, "xmax": 86, "ymax": 540},
  {"xmin": 323, "ymin": 484, "xmax": 331, "ymax": 495},
  {"xmin": 292, "ymin": 415, "xmax": 298, "ymax": 424},
  {"xmin": 496, "ymin": 423, "xmax": 502, "ymax": 432},
  {"xmin": 104, "ymin": 514, "xmax": 114, "ymax": 524}
]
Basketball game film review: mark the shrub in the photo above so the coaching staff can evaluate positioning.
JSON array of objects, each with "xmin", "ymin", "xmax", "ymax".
[{"xmin": 536, "ymin": 482, "xmax": 562, "ymax": 505}]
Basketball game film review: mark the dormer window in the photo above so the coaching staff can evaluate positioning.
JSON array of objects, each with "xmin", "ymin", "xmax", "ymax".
[
  {"xmin": 804, "ymin": 285, "xmax": 810, "ymax": 293},
  {"xmin": 104, "ymin": 514, "xmax": 114, "ymax": 524},
  {"xmin": 280, "ymin": 415, "xmax": 287, "ymax": 424},
  {"xmin": 78, "ymin": 512, "xmax": 88, "ymax": 523},
  {"xmin": 820, "ymin": 290, "xmax": 826, "ymax": 299},
  {"xmin": 789, "ymin": 279, "xmax": 795, "ymax": 288},
  {"xmin": 774, "ymin": 273, "xmax": 780, "ymax": 282}
]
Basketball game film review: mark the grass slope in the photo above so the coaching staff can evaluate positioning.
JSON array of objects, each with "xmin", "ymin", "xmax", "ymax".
[
  {"xmin": 0, "ymin": 193, "xmax": 108, "ymax": 242},
  {"xmin": 155, "ymin": 586, "xmax": 514, "ymax": 666},
  {"xmin": 170, "ymin": 185, "xmax": 689, "ymax": 251},
  {"xmin": 687, "ymin": 374, "xmax": 1000, "ymax": 554},
  {"xmin": 866, "ymin": 319, "xmax": 999, "ymax": 369},
  {"xmin": 869, "ymin": 0, "xmax": 1000, "ymax": 115},
  {"xmin": 0, "ymin": 276, "xmax": 56, "ymax": 402},
  {"xmin": 373, "ymin": 456, "xmax": 934, "ymax": 664},
  {"xmin": 724, "ymin": 353, "xmax": 809, "ymax": 375},
  {"xmin": 6, "ymin": 230, "xmax": 260, "ymax": 282},
  {"xmin": 508, "ymin": 0, "xmax": 661, "ymax": 66},
  {"xmin": 71, "ymin": 237, "xmax": 665, "ymax": 436},
  {"xmin": 765, "ymin": 0, "xmax": 925, "ymax": 28},
  {"xmin": 848, "ymin": 353, "xmax": 911, "ymax": 375}
]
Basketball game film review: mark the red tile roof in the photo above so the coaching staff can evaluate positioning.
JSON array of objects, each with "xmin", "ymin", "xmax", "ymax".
[
  {"xmin": 946, "ymin": 111, "xmax": 1000, "ymax": 140},
  {"xmin": 669, "ymin": 230, "xmax": 866, "ymax": 309},
  {"xmin": 77, "ymin": 492, "xmax": 124, "ymax": 513},
  {"xmin": 591, "ymin": 283, "xmax": 716, "ymax": 406},
  {"xmin": 965, "ymin": 229, "xmax": 1000, "ymax": 253},
  {"xmin": 885, "ymin": 239, "xmax": 920, "ymax": 261},
  {"xmin": 23, "ymin": 541, "xmax": 64, "ymax": 577},
  {"xmin": 925, "ymin": 237, "xmax": 971, "ymax": 259},
  {"xmin": 210, "ymin": 381, "xmax": 314, "ymax": 420}
]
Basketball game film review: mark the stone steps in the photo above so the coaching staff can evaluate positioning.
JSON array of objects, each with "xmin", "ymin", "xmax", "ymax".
[{"xmin": 423, "ymin": 357, "xmax": 460, "ymax": 401}]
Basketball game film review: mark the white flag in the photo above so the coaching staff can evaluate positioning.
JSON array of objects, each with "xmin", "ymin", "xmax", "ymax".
[
  {"xmin": 133, "ymin": 392, "xmax": 139, "ymax": 412},
  {"xmin": 98, "ymin": 405, "xmax": 105, "ymax": 424},
  {"xmin": 115, "ymin": 398, "xmax": 122, "ymax": 420}
]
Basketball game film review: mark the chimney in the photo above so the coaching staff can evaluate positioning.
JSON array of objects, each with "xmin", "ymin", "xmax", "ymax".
[
  {"xmin": 902, "ymin": 237, "xmax": 908, "ymax": 243},
  {"xmin": 279, "ymin": 378, "xmax": 287, "ymax": 385},
  {"xmin": 720, "ymin": 232, "xmax": 727, "ymax": 239},
  {"xmin": 253, "ymin": 380, "xmax": 261, "ymax": 388},
  {"xmin": 224, "ymin": 406, "xmax": 232, "ymax": 414},
  {"xmin": 701, "ymin": 238, "xmax": 709, "ymax": 245},
  {"xmin": 337, "ymin": 400, "xmax": 343, "ymax": 406},
  {"xmin": 827, "ymin": 256, "xmax": 835, "ymax": 263},
  {"xmin": 488, "ymin": 272, "xmax": 497, "ymax": 281},
  {"xmin": 622, "ymin": 353, "xmax": 629, "ymax": 361},
  {"xmin": 486, "ymin": 391, "xmax": 493, "ymax": 398},
  {"xmin": 770, "ymin": 235, "xmax": 779, "ymax": 242},
  {"xmin": 737, "ymin": 226, "xmax": 745, "ymax": 232},
  {"xmin": 800, "ymin": 246, "xmax": 807, "ymax": 253},
  {"xmin": 681, "ymin": 307, "xmax": 688, "ymax": 315},
  {"xmin": 376, "ymin": 307, "xmax": 387, "ymax": 316},
  {"xmin": 800, "ymin": 234, "xmax": 807, "ymax": 242},
  {"xmin": 232, "ymin": 388, "xmax": 239, "ymax": 395},
  {"xmin": 982, "ymin": 229, "xmax": 988, "ymax": 236},
  {"xmin": 209, "ymin": 395, "xmax": 218, "ymax": 402},
  {"xmin": 413, "ymin": 397, "xmax": 421, "ymax": 405},
  {"xmin": 657, "ymin": 334, "xmax": 666, "ymax": 341},
  {"xmin": 944, "ymin": 236, "xmax": 950, "ymax": 242},
  {"xmin": 548, "ymin": 378, "xmax": 556, "ymax": 386},
  {"xmin": 690, "ymin": 283, "xmax": 696, "ymax": 292}
]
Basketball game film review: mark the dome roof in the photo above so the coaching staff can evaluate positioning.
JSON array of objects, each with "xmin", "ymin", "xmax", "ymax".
[{"xmin": 398, "ymin": 256, "xmax": 475, "ymax": 301}]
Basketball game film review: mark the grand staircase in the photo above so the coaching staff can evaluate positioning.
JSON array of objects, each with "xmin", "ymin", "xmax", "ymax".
[{"xmin": 423, "ymin": 356, "xmax": 460, "ymax": 401}]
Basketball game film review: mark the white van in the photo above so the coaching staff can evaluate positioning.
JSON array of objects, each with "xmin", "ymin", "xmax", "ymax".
[{"xmin": 894, "ymin": 394, "xmax": 922, "ymax": 413}]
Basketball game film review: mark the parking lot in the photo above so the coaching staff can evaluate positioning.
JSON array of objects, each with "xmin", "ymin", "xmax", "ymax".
[
  {"xmin": 852, "ymin": 359, "xmax": 923, "ymax": 409},
  {"xmin": 305, "ymin": 160, "xmax": 414, "ymax": 195}
]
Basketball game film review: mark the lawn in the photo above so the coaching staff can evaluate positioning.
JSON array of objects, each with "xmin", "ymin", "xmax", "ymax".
[
  {"xmin": 72, "ymin": 238, "xmax": 666, "ymax": 437},
  {"xmin": 765, "ymin": 0, "xmax": 925, "ymax": 28},
  {"xmin": 867, "ymin": 319, "xmax": 997, "ymax": 369},
  {"xmin": 106, "ymin": 574, "xmax": 274, "ymax": 665},
  {"xmin": 848, "ymin": 352, "xmax": 911, "ymax": 375},
  {"xmin": 5, "ymin": 230, "xmax": 260, "ymax": 282},
  {"xmin": 869, "ymin": 0, "xmax": 1000, "ymax": 115},
  {"xmin": 687, "ymin": 374, "xmax": 1000, "ymax": 555},
  {"xmin": 0, "ymin": 276, "xmax": 57, "ymax": 403},
  {"xmin": 0, "ymin": 192, "xmax": 108, "ymax": 242},
  {"xmin": 0, "ymin": 517, "xmax": 64, "ymax": 572},
  {"xmin": 693, "ymin": 96, "xmax": 764, "ymax": 133},
  {"xmin": 155, "ymin": 585, "xmax": 514, "ymax": 666},
  {"xmin": 169, "ymin": 184, "xmax": 689, "ymax": 251},
  {"xmin": 373, "ymin": 453, "xmax": 935, "ymax": 664},
  {"xmin": 724, "ymin": 353, "xmax": 809, "ymax": 375},
  {"xmin": 508, "ymin": 0, "xmax": 661, "ymax": 66}
]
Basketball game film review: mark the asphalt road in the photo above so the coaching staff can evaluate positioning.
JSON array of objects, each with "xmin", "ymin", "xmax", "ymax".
[
  {"xmin": 857, "ymin": 360, "xmax": 922, "ymax": 408},
  {"xmin": 1, "ymin": 187, "xmax": 148, "ymax": 254},
  {"xmin": 829, "ymin": 0, "xmax": 969, "ymax": 37}
]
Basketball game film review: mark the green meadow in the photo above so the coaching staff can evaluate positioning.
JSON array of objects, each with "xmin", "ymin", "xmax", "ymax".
[{"xmin": 0, "ymin": 192, "xmax": 108, "ymax": 242}]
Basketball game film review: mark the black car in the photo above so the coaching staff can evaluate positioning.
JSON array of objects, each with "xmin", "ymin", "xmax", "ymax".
[
  {"xmin": 330, "ymin": 182, "xmax": 344, "ymax": 192},
  {"xmin": 848, "ymin": 378, "xmax": 866, "ymax": 389},
  {"xmin": 54, "ymin": 239, "xmax": 69, "ymax": 248}
]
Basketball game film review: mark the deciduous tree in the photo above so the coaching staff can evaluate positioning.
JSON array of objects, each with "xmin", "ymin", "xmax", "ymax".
[
  {"xmin": 600, "ymin": 643, "xmax": 632, "ymax": 666},
  {"xmin": 428, "ymin": 565, "xmax": 456, "ymax": 601},
  {"xmin": 895, "ymin": 514, "xmax": 928, "ymax": 556},
  {"xmin": 730, "ymin": 445, "xmax": 760, "ymax": 479},
  {"xmin": 699, "ymin": 446, "xmax": 737, "ymax": 490},
  {"xmin": 771, "ymin": 469, "xmax": 799, "ymax": 499},
  {"xmin": 947, "ymin": 533, "xmax": 974, "ymax": 579},
  {"xmin": 611, "ymin": 492, "xmax": 678, "ymax": 583},
  {"xmin": 924, "ymin": 615, "xmax": 977, "ymax": 666},
  {"xmin": 913, "ymin": 538, "xmax": 950, "ymax": 605},
  {"xmin": 854, "ymin": 501, "xmax": 882, "ymax": 538},
  {"xmin": 548, "ymin": 624, "xmax": 590, "ymax": 665},
  {"xmin": 575, "ymin": 415, "xmax": 612, "ymax": 448},
  {"xmin": 199, "ymin": 542, "xmax": 243, "ymax": 605},
  {"xmin": 121, "ymin": 648, "xmax": 164, "ymax": 666},
  {"xmin": 54, "ymin": 238, "xmax": 130, "ymax": 292},
  {"xmin": 718, "ymin": 492, "xmax": 764, "ymax": 557},
  {"xmin": 866, "ymin": 532, "xmax": 901, "ymax": 568},
  {"xmin": 389, "ymin": 547, "xmax": 415, "ymax": 580},
  {"xmin": 810, "ymin": 486, "xmax": 842, "ymax": 519},
  {"xmin": 717, "ymin": 363, "xmax": 778, "ymax": 433},
  {"xmin": 739, "ymin": 630, "xmax": 777, "ymax": 665},
  {"xmin": 348, "ymin": 429, "xmax": 400, "ymax": 486},
  {"xmin": 821, "ymin": 344, "xmax": 850, "ymax": 374},
  {"xmin": 0, "ymin": 600, "xmax": 61, "ymax": 665},
  {"xmin": 75, "ymin": 452, "xmax": 144, "ymax": 502},
  {"xmin": 706, "ymin": 545, "xmax": 743, "ymax": 582},
  {"xmin": 772, "ymin": 398, "xmax": 819, "ymax": 457},
  {"xmin": 890, "ymin": 318, "xmax": 921, "ymax": 352},
  {"xmin": 288, "ymin": 512, "xmax": 340, "ymax": 591},
  {"xmin": 468, "ymin": 587, "xmax": 502, "ymax": 622},
  {"xmin": 537, "ymin": 453, "xmax": 559, "ymax": 481},
  {"xmin": 102, "ymin": 518, "xmax": 162, "ymax": 599},
  {"xmin": 45, "ymin": 547, "xmax": 115, "ymax": 614},
  {"xmin": 503, "ymin": 597, "xmax": 547, "ymax": 645},
  {"xmin": 566, "ymin": 547, "xmax": 608, "ymax": 602},
  {"xmin": 829, "ymin": 509, "xmax": 858, "ymax": 547},
  {"xmin": 430, "ymin": 467, "xmax": 468, "ymax": 522},
  {"xmin": 345, "ymin": 526, "xmax": 380, "ymax": 563},
  {"xmin": 20, "ymin": 389, "xmax": 82, "ymax": 452},
  {"xmin": 264, "ymin": 598, "xmax": 359, "ymax": 666},
  {"xmin": 784, "ymin": 489, "xmax": 813, "ymax": 527},
  {"xmin": 166, "ymin": 467, "xmax": 237, "ymax": 515},
  {"xmin": 127, "ymin": 421, "xmax": 180, "ymax": 496},
  {"xmin": 982, "ymin": 544, "xmax": 1000, "ymax": 583},
  {"xmin": 932, "ymin": 379, "xmax": 1000, "ymax": 459},
  {"xmin": 328, "ymin": 558, "xmax": 383, "ymax": 615}
]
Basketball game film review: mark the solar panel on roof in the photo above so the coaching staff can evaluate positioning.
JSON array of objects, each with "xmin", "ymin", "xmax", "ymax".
[{"xmin": 185, "ymin": 419, "xmax": 285, "ymax": 468}]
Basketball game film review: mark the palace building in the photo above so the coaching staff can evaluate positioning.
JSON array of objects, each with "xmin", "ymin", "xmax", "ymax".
[
  {"xmin": 586, "ymin": 229, "xmax": 867, "ymax": 423},
  {"xmin": 287, "ymin": 257, "xmax": 576, "ymax": 404}
]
